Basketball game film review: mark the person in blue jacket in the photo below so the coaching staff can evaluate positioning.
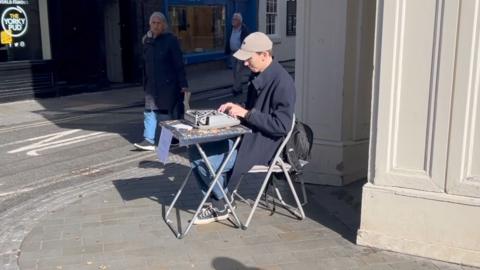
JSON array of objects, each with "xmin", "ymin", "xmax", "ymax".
[
  {"xmin": 225, "ymin": 12, "xmax": 249, "ymax": 96},
  {"xmin": 134, "ymin": 12, "xmax": 188, "ymax": 151},
  {"xmin": 189, "ymin": 32, "xmax": 296, "ymax": 225}
]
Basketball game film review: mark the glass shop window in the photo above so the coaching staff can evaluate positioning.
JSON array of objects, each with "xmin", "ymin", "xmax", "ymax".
[{"xmin": 169, "ymin": 5, "xmax": 226, "ymax": 54}]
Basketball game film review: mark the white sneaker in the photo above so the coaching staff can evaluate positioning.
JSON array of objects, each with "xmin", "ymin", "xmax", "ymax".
[{"xmin": 133, "ymin": 140, "xmax": 155, "ymax": 151}]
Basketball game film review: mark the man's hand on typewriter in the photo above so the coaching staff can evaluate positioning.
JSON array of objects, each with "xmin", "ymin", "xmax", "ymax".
[{"xmin": 218, "ymin": 102, "xmax": 248, "ymax": 119}]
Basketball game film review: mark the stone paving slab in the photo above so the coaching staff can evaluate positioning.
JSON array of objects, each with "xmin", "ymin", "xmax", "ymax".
[
  {"xmin": 18, "ymin": 161, "xmax": 473, "ymax": 270},
  {"xmin": 16, "ymin": 155, "xmax": 479, "ymax": 270}
]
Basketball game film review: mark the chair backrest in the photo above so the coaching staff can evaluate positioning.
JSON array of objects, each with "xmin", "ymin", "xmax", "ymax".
[{"xmin": 269, "ymin": 114, "xmax": 296, "ymax": 166}]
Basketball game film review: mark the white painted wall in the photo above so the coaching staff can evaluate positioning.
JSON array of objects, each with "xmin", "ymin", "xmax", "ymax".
[
  {"xmin": 295, "ymin": 0, "xmax": 375, "ymax": 185},
  {"xmin": 258, "ymin": 0, "xmax": 296, "ymax": 61},
  {"xmin": 358, "ymin": 0, "xmax": 480, "ymax": 267},
  {"xmin": 295, "ymin": 0, "xmax": 480, "ymax": 266}
]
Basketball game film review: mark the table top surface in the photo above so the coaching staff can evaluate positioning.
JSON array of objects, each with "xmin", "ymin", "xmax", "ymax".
[{"xmin": 159, "ymin": 120, "xmax": 252, "ymax": 146}]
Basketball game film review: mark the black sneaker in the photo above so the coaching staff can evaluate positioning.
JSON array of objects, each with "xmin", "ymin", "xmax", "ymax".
[
  {"xmin": 193, "ymin": 205, "xmax": 229, "ymax": 225},
  {"xmin": 133, "ymin": 140, "xmax": 155, "ymax": 151},
  {"xmin": 202, "ymin": 202, "xmax": 212, "ymax": 209}
]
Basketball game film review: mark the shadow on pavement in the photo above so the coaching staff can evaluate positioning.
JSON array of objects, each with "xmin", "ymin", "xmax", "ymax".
[
  {"xmin": 212, "ymin": 257, "xmax": 261, "ymax": 270},
  {"xmin": 113, "ymin": 149, "xmax": 364, "ymax": 244},
  {"xmin": 236, "ymin": 176, "xmax": 363, "ymax": 243},
  {"xmin": 301, "ymin": 179, "xmax": 365, "ymax": 243},
  {"xmin": 112, "ymin": 160, "xmax": 203, "ymax": 236}
]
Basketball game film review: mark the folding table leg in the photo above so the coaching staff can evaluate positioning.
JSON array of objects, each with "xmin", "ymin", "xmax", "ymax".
[
  {"xmin": 164, "ymin": 137, "xmax": 243, "ymax": 238},
  {"xmin": 196, "ymin": 137, "xmax": 243, "ymax": 229},
  {"xmin": 164, "ymin": 168, "xmax": 193, "ymax": 238}
]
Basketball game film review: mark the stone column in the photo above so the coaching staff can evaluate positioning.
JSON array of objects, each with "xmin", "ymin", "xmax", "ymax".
[
  {"xmin": 295, "ymin": 0, "xmax": 376, "ymax": 186},
  {"xmin": 39, "ymin": 0, "xmax": 52, "ymax": 60},
  {"xmin": 357, "ymin": 0, "xmax": 480, "ymax": 266}
]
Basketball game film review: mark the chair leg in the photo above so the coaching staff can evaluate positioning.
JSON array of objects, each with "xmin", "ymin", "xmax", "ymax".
[
  {"xmin": 289, "ymin": 174, "xmax": 308, "ymax": 205},
  {"xmin": 270, "ymin": 175, "xmax": 304, "ymax": 219},
  {"xmin": 230, "ymin": 175, "xmax": 251, "ymax": 206},
  {"xmin": 280, "ymin": 161, "xmax": 306, "ymax": 220},
  {"xmin": 234, "ymin": 161, "xmax": 308, "ymax": 229},
  {"xmin": 299, "ymin": 175, "xmax": 308, "ymax": 206},
  {"xmin": 273, "ymin": 182, "xmax": 286, "ymax": 206},
  {"xmin": 243, "ymin": 169, "xmax": 276, "ymax": 229}
]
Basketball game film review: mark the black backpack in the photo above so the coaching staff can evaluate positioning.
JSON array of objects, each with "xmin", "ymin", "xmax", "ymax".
[
  {"xmin": 265, "ymin": 120, "xmax": 313, "ymax": 213},
  {"xmin": 283, "ymin": 120, "xmax": 314, "ymax": 174}
]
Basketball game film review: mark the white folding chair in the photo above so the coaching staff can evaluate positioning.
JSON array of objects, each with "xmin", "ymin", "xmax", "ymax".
[{"xmin": 231, "ymin": 115, "xmax": 307, "ymax": 229}]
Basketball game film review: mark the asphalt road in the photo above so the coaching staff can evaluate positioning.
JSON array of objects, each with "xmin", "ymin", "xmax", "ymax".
[{"xmin": 0, "ymin": 89, "xmax": 244, "ymax": 268}]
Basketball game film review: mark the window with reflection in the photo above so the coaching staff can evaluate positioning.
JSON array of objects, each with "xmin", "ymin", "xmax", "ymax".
[
  {"xmin": 286, "ymin": 0, "xmax": 296, "ymax": 36},
  {"xmin": 169, "ymin": 5, "xmax": 225, "ymax": 54},
  {"xmin": 266, "ymin": 0, "xmax": 278, "ymax": 35}
]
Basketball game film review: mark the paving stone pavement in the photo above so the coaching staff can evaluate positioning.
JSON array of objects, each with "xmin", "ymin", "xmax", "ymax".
[{"xmin": 16, "ymin": 151, "xmax": 480, "ymax": 270}]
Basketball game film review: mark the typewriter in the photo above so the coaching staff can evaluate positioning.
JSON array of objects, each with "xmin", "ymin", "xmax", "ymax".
[{"xmin": 184, "ymin": 109, "xmax": 240, "ymax": 129}]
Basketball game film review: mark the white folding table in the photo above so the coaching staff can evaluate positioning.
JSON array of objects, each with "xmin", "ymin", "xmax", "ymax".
[{"xmin": 159, "ymin": 120, "xmax": 251, "ymax": 239}]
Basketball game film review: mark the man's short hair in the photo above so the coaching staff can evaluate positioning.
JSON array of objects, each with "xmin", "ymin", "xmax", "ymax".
[
  {"xmin": 150, "ymin": 12, "xmax": 167, "ymax": 24},
  {"xmin": 233, "ymin": 12, "xmax": 243, "ymax": 23},
  {"xmin": 265, "ymin": 49, "xmax": 273, "ymax": 56},
  {"xmin": 257, "ymin": 49, "xmax": 273, "ymax": 57}
]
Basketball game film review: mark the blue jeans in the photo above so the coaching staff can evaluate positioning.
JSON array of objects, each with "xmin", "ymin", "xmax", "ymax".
[
  {"xmin": 188, "ymin": 139, "xmax": 237, "ymax": 200},
  {"xmin": 143, "ymin": 110, "xmax": 173, "ymax": 144}
]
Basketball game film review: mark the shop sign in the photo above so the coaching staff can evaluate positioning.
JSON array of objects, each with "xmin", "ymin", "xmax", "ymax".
[
  {"xmin": 1, "ymin": 5, "xmax": 28, "ymax": 37},
  {"xmin": 0, "ymin": 0, "xmax": 42, "ymax": 62},
  {"xmin": 0, "ymin": 1, "xmax": 29, "ymax": 4},
  {"xmin": 1, "ymin": 29, "xmax": 12, "ymax": 44}
]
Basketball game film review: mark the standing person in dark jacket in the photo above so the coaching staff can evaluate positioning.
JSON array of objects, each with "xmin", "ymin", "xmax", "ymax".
[
  {"xmin": 134, "ymin": 12, "xmax": 189, "ymax": 151},
  {"xmin": 189, "ymin": 32, "xmax": 295, "ymax": 225},
  {"xmin": 225, "ymin": 12, "xmax": 250, "ymax": 96}
]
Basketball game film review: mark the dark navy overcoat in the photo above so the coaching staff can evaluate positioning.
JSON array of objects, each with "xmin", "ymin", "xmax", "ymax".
[
  {"xmin": 229, "ymin": 61, "xmax": 296, "ymax": 186},
  {"xmin": 143, "ymin": 32, "xmax": 188, "ymax": 112}
]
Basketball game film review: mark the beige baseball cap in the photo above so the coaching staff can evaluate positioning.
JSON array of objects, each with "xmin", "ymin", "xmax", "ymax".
[{"xmin": 233, "ymin": 32, "xmax": 273, "ymax": 60}]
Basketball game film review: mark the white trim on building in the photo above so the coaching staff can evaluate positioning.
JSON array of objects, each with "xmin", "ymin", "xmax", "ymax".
[{"xmin": 258, "ymin": 0, "xmax": 296, "ymax": 61}]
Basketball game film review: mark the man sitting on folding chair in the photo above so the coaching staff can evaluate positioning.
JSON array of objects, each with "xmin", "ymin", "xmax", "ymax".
[{"xmin": 188, "ymin": 32, "xmax": 296, "ymax": 225}]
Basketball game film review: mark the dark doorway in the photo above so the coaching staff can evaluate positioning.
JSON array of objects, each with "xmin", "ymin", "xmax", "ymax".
[
  {"xmin": 47, "ymin": 0, "xmax": 140, "ymax": 94},
  {"xmin": 118, "ymin": 0, "xmax": 138, "ymax": 83},
  {"xmin": 48, "ymin": 0, "xmax": 107, "ymax": 89},
  {"xmin": 104, "ymin": 0, "xmax": 124, "ymax": 83},
  {"xmin": 103, "ymin": 0, "xmax": 138, "ymax": 84}
]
